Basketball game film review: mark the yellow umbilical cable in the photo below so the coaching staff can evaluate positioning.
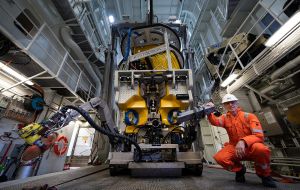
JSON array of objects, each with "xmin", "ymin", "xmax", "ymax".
[
  {"xmin": 133, "ymin": 46, "xmax": 182, "ymax": 70},
  {"xmin": 151, "ymin": 52, "xmax": 180, "ymax": 70}
]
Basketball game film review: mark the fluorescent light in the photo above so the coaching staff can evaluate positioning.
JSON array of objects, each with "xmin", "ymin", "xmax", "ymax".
[
  {"xmin": 220, "ymin": 73, "xmax": 238, "ymax": 87},
  {"xmin": 108, "ymin": 15, "xmax": 114, "ymax": 23},
  {"xmin": 174, "ymin": 19, "xmax": 181, "ymax": 24},
  {"xmin": 265, "ymin": 11, "xmax": 300, "ymax": 47},
  {"xmin": 0, "ymin": 61, "xmax": 34, "ymax": 85}
]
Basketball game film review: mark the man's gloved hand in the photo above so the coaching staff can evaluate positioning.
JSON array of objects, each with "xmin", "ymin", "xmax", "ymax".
[
  {"xmin": 213, "ymin": 111, "xmax": 222, "ymax": 116},
  {"xmin": 204, "ymin": 102, "xmax": 221, "ymax": 116},
  {"xmin": 235, "ymin": 140, "xmax": 246, "ymax": 158},
  {"xmin": 205, "ymin": 102, "xmax": 215, "ymax": 108}
]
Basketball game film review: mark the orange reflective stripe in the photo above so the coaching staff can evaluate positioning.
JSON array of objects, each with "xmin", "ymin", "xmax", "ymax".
[
  {"xmin": 237, "ymin": 112, "xmax": 250, "ymax": 130},
  {"xmin": 218, "ymin": 118, "xmax": 224, "ymax": 127},
  {"xmin": 244, "ymin": 112, "xmax": 249, "ymax": 119},
  {"xmin": 252, "ymin": 129, "xmax": 263, "ymax": 133}
]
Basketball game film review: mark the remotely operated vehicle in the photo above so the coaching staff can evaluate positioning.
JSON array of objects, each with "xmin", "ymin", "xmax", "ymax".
[
  {"xmin": 110, "ymin": 23, "xmax": 214, "ymax": 176},
  {"xmin": 17, "ymin": 20, "xmax": 215, "ymax": 177}
]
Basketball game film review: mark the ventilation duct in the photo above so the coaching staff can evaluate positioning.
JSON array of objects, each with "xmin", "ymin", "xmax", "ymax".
[
  {"xmin": 270, "ymin": 55, "xmax": 300, "ymax": 81},
  {"xmin": 248, "ymin": 90, "xmax": 261, "ymax": 112},
  {"xmin": 258, "ymin": 54, "xmax": 300, "ymax": 94},
  {"xmin": 259, "ymin": 84, "xmax": 279, "ymax": 94}
]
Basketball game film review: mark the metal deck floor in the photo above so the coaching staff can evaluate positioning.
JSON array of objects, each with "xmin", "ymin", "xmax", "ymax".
[{"xmin": 57, "ymin": 167, "xmax": 300, "ymax": 190}]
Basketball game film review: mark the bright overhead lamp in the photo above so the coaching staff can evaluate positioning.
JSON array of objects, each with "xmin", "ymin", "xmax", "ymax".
[
  {"xmin": 108, "ymin": 15, "xmax": 114, "ymax": 23},
  {"xmin": 174, "ymin": 19, "xmax": 181, "ymax": 24},
  {"xmin": 220, "ymin": 73, "xmax": 238, "ymax": 87},
  {"xmin": 265, "ymin": 11, "xmax": 300, "ymax": 47},
  {"xmin": 0, "ymin": 61, "xmax": 34, "ymax": 85}
]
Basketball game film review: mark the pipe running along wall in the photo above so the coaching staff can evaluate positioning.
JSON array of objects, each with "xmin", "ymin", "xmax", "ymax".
[
  {"xmin": 259, "ymin": 54, "xmax": 300, "ymax": 94},
  {"xmin": 270, "ymin": 55, "xmax": 300, "ymax": 81},
  {"xmin": 248, "ymin": 90, "xmax": 262, "ymax": 112}
]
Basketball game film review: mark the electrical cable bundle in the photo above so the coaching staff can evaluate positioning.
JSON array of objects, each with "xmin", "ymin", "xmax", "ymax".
[{"xmin": 61, "ymin": 105, "xmax": 142, "ymax": 161}]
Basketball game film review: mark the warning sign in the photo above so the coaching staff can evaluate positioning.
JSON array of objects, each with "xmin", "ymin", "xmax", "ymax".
[{"xmin": 82, "ymin": 136, "xmax": 89, "ymax": 144}]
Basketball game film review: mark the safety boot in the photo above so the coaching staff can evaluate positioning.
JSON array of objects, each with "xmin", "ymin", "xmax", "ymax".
[
  {"xmin": 235, "ymin": 165, "xmax": 246, "ymax": 183},
  {"xmin": 261, "ymin": 176, "xmax": 277, "ymax": 188}
]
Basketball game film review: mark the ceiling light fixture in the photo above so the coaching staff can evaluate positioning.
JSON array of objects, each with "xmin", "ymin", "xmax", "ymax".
[
  {"xmin": 220, "ymin": 73, "xmax": 238, "ymax": 87},
  {"xmin": 108, "ymin": 15, "xmax": 114, "ymax": 23},
  {"xmin": 174, "ymin": 19, "xmax": 181, "ymax": 24},
  {"xmin": 265, "ymin": 11, "xmax": 300, "ymax": 47},
  {"xmin": 0, "ymin": 61, "xmax": 34, "ymax": 85}
]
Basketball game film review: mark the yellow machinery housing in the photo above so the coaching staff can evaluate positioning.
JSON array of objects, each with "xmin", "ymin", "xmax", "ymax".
[{"xmin": 18, "ymin": 123, "xmax": 44, "ymax": 145}]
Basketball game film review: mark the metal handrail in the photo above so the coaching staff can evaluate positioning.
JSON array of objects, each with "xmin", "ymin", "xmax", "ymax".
[
  {"xmin": 225, "ymin": 0, "xmax": 295, "ymax": 79},
  {"xmin": 0, "ymin": 0, "xmax": 97, "ymax": 102}
]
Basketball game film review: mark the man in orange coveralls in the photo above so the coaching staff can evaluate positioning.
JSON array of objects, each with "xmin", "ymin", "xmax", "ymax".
[{"xmin": 206, "ymin": 94, "xmax": 276, "ymax": 188}]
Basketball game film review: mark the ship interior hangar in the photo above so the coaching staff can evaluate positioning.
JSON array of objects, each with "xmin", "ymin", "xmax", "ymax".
[{"xmin": 0, "ymin": 0, "xmax": 300, "ymax": 189}]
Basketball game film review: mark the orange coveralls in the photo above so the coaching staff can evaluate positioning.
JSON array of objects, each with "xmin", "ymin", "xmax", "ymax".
[{"xmin": 208, "ymin": 108, "xmax": 271, "ymax": 177}]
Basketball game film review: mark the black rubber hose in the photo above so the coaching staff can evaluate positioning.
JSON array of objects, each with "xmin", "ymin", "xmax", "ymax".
[
  {"xmin": 62, "ymin": 105, "xmax": 142, "ymax": 161},
  {"xmin": 161, "ymin": 126, "xmax": 181, "ymax": 144}
]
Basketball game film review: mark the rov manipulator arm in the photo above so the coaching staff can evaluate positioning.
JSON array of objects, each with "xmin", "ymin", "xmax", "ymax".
[
  {"xmin": 18, "ymin": 97, "xmax": 142, "ymax": 161},
  {"xmin": 176, "ymin": 104, "xmax": 215, "ymax": 124}
]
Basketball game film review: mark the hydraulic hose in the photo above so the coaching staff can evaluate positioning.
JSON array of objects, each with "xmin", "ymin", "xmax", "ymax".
[
  {"xmin": 123, "ymin": 28, "xmax": 132, "ymax": 61},
  {"xmin": 62, "ymin": 105, "xmax": 142, "ymax": 161}
]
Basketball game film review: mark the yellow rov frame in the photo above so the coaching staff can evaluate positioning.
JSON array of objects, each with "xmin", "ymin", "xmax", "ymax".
[
  {"xmin": 109, "ymin": 24, "xmax": 203, "ymax": 176},
  {"xmin": 115, "ymin": 69, "xmax": 193, "ymax": 129}
]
